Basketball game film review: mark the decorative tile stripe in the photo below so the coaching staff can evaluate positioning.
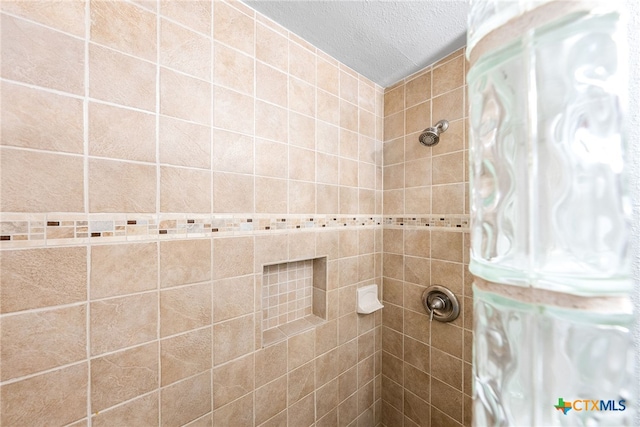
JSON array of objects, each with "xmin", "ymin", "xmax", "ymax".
[
  {"xmin": 383, "ymin": 215, "xmax": 470, "ymax": 231},
  {"xmin": 0, "ymin": 214, "xmax": 469, "ymax": 247}
]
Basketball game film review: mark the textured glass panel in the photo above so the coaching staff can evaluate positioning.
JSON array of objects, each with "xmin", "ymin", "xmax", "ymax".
[
  {"xmin": 474, "ymin": 286, "xmax": 635, "ymax": 426},
  {"xmin": 467, "ymin": 10, "xmax": 631, "ymax": 295}
]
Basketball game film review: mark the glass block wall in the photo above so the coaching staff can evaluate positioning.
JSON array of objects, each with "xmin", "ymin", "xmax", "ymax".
[{"xmin": 467, "ymin": 1, "xmax": 636, "ymax": 425}]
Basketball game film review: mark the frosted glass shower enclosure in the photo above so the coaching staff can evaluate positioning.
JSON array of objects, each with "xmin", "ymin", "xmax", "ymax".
[{"xmin": 467, "ymin": 1, "xmax": 635, "ymax": 425}]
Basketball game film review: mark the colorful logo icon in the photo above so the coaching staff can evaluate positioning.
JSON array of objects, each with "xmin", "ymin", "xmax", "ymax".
[
  {"xmin": 554, "ymin": 398, "xmax": 626, "ymax": 415},
  {"xmin": 555, "ymin": 398, "xmax": 572, "ymax": 415}
]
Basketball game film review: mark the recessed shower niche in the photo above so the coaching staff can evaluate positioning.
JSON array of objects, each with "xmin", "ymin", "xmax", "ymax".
[{"xmin": 262, "ymin": 257, "xmax": 327, "ymax": 346}]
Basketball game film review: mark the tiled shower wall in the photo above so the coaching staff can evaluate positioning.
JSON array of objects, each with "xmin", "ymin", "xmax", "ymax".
[
  {"xmin": 0, "ymin": 1, "xmax": 385, "ymax": 426},
  {"xmin": 381, "ymin": 48, "xmax": 474, "ymax": 427}
]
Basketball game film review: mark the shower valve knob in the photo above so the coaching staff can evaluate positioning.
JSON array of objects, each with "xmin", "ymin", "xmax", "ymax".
[{"xmin": 422, "ymin": 285, "xmax": 460, "ymax": 322}]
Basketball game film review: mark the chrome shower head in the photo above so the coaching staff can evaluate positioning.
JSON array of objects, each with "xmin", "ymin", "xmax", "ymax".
[{"xmin": 419, "ymin": 119, "xmax": 449, "ymax": 147}]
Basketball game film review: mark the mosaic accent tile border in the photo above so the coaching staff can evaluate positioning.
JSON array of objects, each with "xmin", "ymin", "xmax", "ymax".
[{"xmin": 0, "ymin": 214, "xmax": 469, "ymax": 247}]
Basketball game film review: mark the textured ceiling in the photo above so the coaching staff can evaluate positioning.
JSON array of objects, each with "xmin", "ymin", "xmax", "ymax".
[{"xmin": 242, "ymin": 0, "xmax": 469, "ymax": 87}]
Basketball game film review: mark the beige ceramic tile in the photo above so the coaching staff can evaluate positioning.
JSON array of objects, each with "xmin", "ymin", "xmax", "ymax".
[
  {"xmin": 161, "ymin": 371, "xmax": 212, "ymax": 427},
  {"xmin": 288, "ymin": 361, "xmax": 315, "ymax": 406},
  {"xmin": 255, "ymin": 376, "xmax": 287, "ymax": 425},
  {"xmin": 212, "ymin": 236, "xmax": 254, "ymax": 279},
  {"xmin": 433, "ymin": 55, "xmax": 465, "ymax": 97},
  {"xmin": 91, "ymin": 243, "xmax": 157, "ymax": 299},
  {"xmin": 213, "ymin": 86, "xmax": 254, "ymax": 134},
  {"xmin": 160, "ymin": 283, "xmax": 212, "ymax": 337},
  {"xmin": 212, "ymin": 353, "xmax": 254, "ymax": 408},
  {"xmin": 212, "ymin": 172, "xmax": 254, "ymax": 213},
  {"xmin": 213, "ymin": 394, "xmax": 253, "ymax": 427},
  {"xmin": 161, "ymin": 18, "xmax": 211, "ymax": 81},
  {"xmin": 256, "ymin": 23, "xmax": 288, "ymax": 72},
  {"xmin": 289, "ymin": 77, "xmax": 315, "ymax": 117},
  {"xmin": 255, "ymin": 177, "xmax": 288, "ymax": 213},
  {"xmin": 214, "ymin": 1, "xmax": 254, "ymax": 55},
  {"xmin": 160, "ymin": 0, "xmax": 211, "ymax": 35},
  {"xmin": 316, "ymin": 153, "xmax": 339, "ymax": 185},
  {"xmin": 91, "ymin": 0, "xmax": 156, "ymax": 61},
  {"xmin": 256, "ymin": 62, "xmax": 288, "ymax": 107},
  {"xmin": 405, "ymin": 101, "xmax": 431, "ymax": 135},
  {"xmin": 404, "ymin": 157, "xmax": 431, "ymax": 188},
  {"xmin": 433, "ymin": 118, "xmax": 464, "ymax": 156},
  {"xmin": 89, "ymin": 102, "xmax": 156, "ymax": 162},
  {"xmin": 255, "ymin": 340, "xmax": 287, "ymax": 387},
  {"xmin": 160, "ymin": 68, "xmax": 211, "ymax": 125},
  {"xmin": 288, "ymin": 180, "xmax": 315, "ymax": 214},
  {"xmin": 432, "ymin": 183, "xmax": 465, "ymax": 214},
  {"xmin": 289, "ymin": 112, "xmax": 315, "ymax": 149},
  {"xmin": 1, "ymin": 247, "xmax": 86, "ymax": 313},
  {"xmin": 1, "ymin": 305, "xmax": 86, "ymax": 380},
  {"xmin": 88, "ymin": 158, "xmax": 156, "ymax": 213},
  {"xmin": 160, "ymin": 239, "xmax": 211, "ymax": 288},
  {"xmin": 160, "ymin": 166, "xmax": 211, "ymax": 213},
  {"xmin": 340, "ymin": 71, "xmax": 359, "ymax": 105},
  {"xmin": 431, "ymin": 377, "xmax": 463, "ymax": 423},
  {"xmin": 384, "ymin": 85, "xmax": 404, "ymax": 117},
  {"xmin": 317, "ymin": 89, "xmax": 340, "ymax": 126},
  {"xmin": 90, "ymin": 292, "xmax": 157, "ymax": 355},
  {"xmin": 91, "ymin": 342, "xmax": 158, "ymax": 412},
  {"xmin": 431, "ymin": 233, "xmax": 464, "ymax": 264},
  {"xmin": 340, "ymin": 101, "xmax": 358, "ymax": 132},
  {"xmin": 1, "ymin": 0, "xmax": 85, "ymax": 36},
  {"xmin": 383, "ymin": 112, "xmax": 403, "ymax": 142},
  {"xmin": 160, "ymin": 116, "xmax": 211, "ymax": 168},
  {"xmin": 0, "ymin": 363, "xmax": 87, "ymax": 426},
  {"xmin": 405, "ymin": 187, "xmax": 431, "ymax": 215},
  {"xmin": 255, "ymin": 101, "xmax": 288, "ymax": 143},
  {"xmin": 90, "ymin": 44, "xmax": 155, "ymax": 111},
  {"xmin": 161, "ymin": 328, "xmax": 211, "ymax": 386},
  {"xmin": 212, "ymin": 129, "xmax": 253, "ymax": 174},
  {"xmin": 289, "ymin": 147, "xmax": 315, "ymax": 182},
  {"xmin": 316, "ymin": 121, "xmax": 339, "ymax": 155},
  {"xmin": 289, "ymin": 41, "xmax": 315, "ymax": 85},
  {"xmin": 289, "ymin": 393, "xmax": 315, "ymax": 427},
  {"xmin": 213, "ymin": 275, "xmax": 254, "ymax": 322},
  {"xmin": 213, "ymin": 314, "xmax": 254, "ymax": 365},
  {"xmin": 92, "ymin": 392, "xmax": 158, "ymax": 427},
  {"xmin": 432, "ymin": 87, "xmax": 464, "ymax": 122},
  {"xmin": 316, "ymin": 184, "xmax": 339, "ymax": 214},
  {"xmin": 255, "ymin": 138, "xmax": 287, "ymax": 178},
  {"xmin": 433, "ymin": 151, "xmax": 465, "ymax": 185},
  {"xmin": 317, "ymin": 57, "xmax": 339, "ymax": 95},
  {"xmin": 1, "ymin": 15, "xmax": 84, "ymax": 94},
  {"xmin": 1, "ymin": 82, "xmax": 83, "ymax": 153},
  {"xmin": 405, "ymin": 72, "xmax": 431, "ymax": 108},
  {"xmin": 384, "ymin": 164, "xmax": 404, "ymax": 190},
  {"xmin": 214, "ymin": 42, "xmax": 254, "ymax": 95},
  {"xmin": 1, "ymin": 148, "xmax": 84, "ymax": 212}
]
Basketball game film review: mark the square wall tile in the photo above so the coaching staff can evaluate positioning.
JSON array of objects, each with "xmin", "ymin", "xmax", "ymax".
[
  {"xmin": 0, "ymin": 363, "xmax": 87, "ymax": 427},
  {"xmin": 160, "ymin": 0, "xmax": 211, "ymax": 35},
  {"xmin": 161, "ymin": 371, "xmax": 212, "ymax": 427},
  {"xmin": 1, "ymin": 82, "xmax": 83, "ymax": 153},
  {"xmin": 89, "ymin": 44, "xmax": 156, "ymax": 112},
  {"xmin": 90, "ymin": 292, "xmax": 158, "ymax": 355},
  {"xmin": 89, "ymin": 102, "xmax": 156, "ymax": 162},
  {"xmin": 160, "ymin": 166, "xmax": 211, "ymax": 213},
  {"xmin": 90, "ymin": 0, "xmax": 157, "ymax": 61},
  {"xmin": 91, "ymin": 343, "xmax": 158, "ymax": 412},
  {"xmin": 88, "ymin": 158, "xmax": 156, "ymax": 213},
  {"xmin": 212, "ymin": 129, "xmax": 253, "ymax": 174},
  {"xmin": 160, "ymin": 67, "xmax": 211, "ymax": 125},
  {"xmin": 212, "ymin": 172, "xmax": 254, "ymax": 213},
  {"xmin": 160, "ymin": 283, "xmax": 212, "ymax": 337},
  {"xmin": 214, "ymin": 42, "xmax": 254, "ymax": 95},
  {"xmin": 160, "ymin": 239, "xmax": 211, "ymax": 288},
  {"xmin": 161, "ymin": 18, "xmax": 211, "ymax": 81},
  {"xmin": 160, "ymin": 116, "xmax": 211, "ymax": 169},
  {"xmin": 161, "ymin": 328, "xmax": 212, "ymax": 386},
  {"xmin": 1, "ymin": 15, "xmax": 84, "ymax": 95},
  {"xmin": 1, "ymin": 0, "xmax": 85, "ymax": 36},
  {"xmin": 1, "ymin": 305, "xmax": 86, "ymax": 380},
  {"xmin": 92, "ymin": 393, "xmax": 158, "ymax": 427},
  {"xmin": 1, "ymin": 148, "xmax": 84, "ymax": 212},
  {"xmin": 213, "ymin": 1, "xmax": 254, "ymax": 55},
  {"xmin": 1, "ymin": 246, "xmax": 87, "ymax": 313},
  {"xmin": 91, "ymin": 243, "xmax": 157, "ymax": 299},
  {"xmin": 213, "ymin": 86, "xmax": 254, "ymax": 134},
  {"xmin": 256, "ymin": 23, "xmax": 288, "ymax": 72}
]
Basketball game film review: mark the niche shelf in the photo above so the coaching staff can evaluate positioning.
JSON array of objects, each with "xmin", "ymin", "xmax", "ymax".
[{"xmin": 262, "ymin": 257, "xmax": 327, "ymax": 346}]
